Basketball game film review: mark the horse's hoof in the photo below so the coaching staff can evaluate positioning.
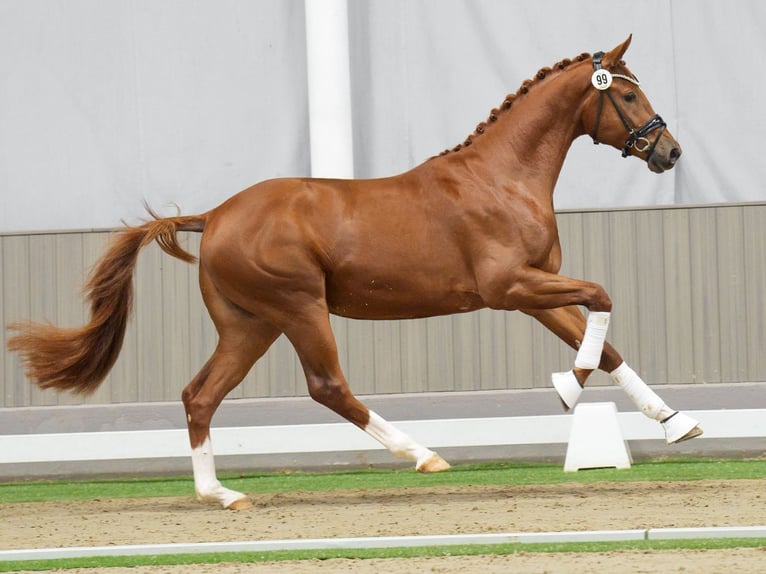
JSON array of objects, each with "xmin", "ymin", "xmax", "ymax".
[
  {"xmin": 674, "ymin": 425, "xmax": 704, "ymax": 443},
  {"xmin": 226, "ymin": 496, "xmax": 254, "ymax": 510},
  {"xmin": 552, "ymin": 370, "xmax": 582, "ymax": 411},
  {"xmin": 417, "ymin": 453, "xmax": 451, "ymax": 473},
  {"xmin": 662, "ymin": 411, "xmax": 703, "ymax": 444}
]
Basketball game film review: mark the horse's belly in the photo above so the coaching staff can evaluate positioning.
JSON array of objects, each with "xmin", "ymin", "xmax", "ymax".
[{"xmin": 325, "ymin": 276, "xmax": 484, "ymax": 320}]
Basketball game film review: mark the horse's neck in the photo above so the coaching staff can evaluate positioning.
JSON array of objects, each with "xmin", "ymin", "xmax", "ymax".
[{"xmin": 448, "ymin": 69, "xmax": 589, "ymax": 198}]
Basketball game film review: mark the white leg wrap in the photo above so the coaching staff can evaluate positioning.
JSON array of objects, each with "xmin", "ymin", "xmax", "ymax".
[
  {"xmin": 610, "ymin": 362, "xmax": 674, "ymax": 421},
  {"xmin": 365, "ymin": 410, "xmax": 435, "ymax": 469},
  {"xmin": 191, "ymin": 437, "xmax": 248, "ymax": 509},
  {"xmin": 575, "ymin": 311, "xmax": 610, "ymax": 369},
  {"xmin": 611, "ymin": 363, "xmax": 702, "ymax": 444},
  {"xmin": 551, "ymin": 370, "xmax": 583, "ymax": 410}
]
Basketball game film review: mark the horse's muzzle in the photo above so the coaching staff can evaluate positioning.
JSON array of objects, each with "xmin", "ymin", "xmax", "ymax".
[{"xmin": 648, "ymin": 141, "xmax": 682, "ymax": 173}]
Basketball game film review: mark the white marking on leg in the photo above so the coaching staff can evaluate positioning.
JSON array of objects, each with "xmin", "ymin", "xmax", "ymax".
[
  {"xmin": 575, "ymin": 311, "xmax": 610, "ymax": 369},
  {"xmin": 365, "ymin": 410, "xmax": 435, "ymax": 469},
  {"xmin": 191, "ymin": 436, "xmax": 248, "ymax": 508}
]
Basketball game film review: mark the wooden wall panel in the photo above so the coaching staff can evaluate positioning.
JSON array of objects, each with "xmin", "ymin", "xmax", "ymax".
[
  {"xmin": 743, "ymin": 205, "xmax": 766, "ymax": 381},
  {"xmin": 1, "ymin": 203, "xmax": 764, "ymax": 407}
]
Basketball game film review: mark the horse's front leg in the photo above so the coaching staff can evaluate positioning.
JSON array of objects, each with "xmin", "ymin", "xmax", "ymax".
[
  {"xmin": 519, "ymin": 304, "xmax": 618, "ymax": 409},
  {"xmin": 478, "ymin": 263, "xmax": 616, "ymax": 395},
  {"xmin": 520, "ymin": 304, "xmax": 620, "ymax": 404},
  {"xmin": 476, "ymin": 263, "xmax": 701, "ymax": 444},
  {"xmin": 524, "ymin": 306, "xmax": 703, "ymax": 444}
]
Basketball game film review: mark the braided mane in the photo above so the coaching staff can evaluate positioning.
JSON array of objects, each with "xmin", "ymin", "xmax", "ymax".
[{"xmin": 438, "ymin": 52, "xmax": 591, "ymax": 156}]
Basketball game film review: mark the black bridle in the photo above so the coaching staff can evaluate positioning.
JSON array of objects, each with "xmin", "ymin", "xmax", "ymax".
[{"xmin": 591, "ymin": 51, "xmax": 666, "ymax": 159}]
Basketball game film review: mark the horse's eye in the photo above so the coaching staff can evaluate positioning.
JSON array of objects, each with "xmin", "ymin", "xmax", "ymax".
[{"xmin": 623, "ymin": 92, "xmax": 637, "ymax": 103}]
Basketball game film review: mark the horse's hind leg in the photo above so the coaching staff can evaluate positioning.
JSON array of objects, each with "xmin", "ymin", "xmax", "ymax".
[
  {"xmin": 524, "ymin": 306, "xmax": 702, "ymax": 444},
  {"xmin": 183, "ymin": 272, "xmax": 280, "ymax": 509},
  {"xmin": 283, "ymin": 305, "xmax": 449, "ymax": 472}
]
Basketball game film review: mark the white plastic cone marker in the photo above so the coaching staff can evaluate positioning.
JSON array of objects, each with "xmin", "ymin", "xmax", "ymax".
[
  {"xmin": 552, "ymin": 370, "xmax": 583, "ymax": 410},
  {"xmin": 564, "ymin": 402, "xmax": 632, "ymax": 472},
  {"xmin": 575, "ymin": 311, "xmax": 610, "ymax": 370}
]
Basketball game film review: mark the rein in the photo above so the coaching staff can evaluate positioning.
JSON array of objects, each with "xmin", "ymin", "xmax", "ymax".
[{"xmin": 590, "ymin": 51, "xmax": 666, "ymax": 159}]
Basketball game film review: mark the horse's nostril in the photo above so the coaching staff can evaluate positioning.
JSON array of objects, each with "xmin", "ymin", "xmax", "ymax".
[{"xmin": 669, "ymin": 147, "xmax": 682, "ymax": 164}]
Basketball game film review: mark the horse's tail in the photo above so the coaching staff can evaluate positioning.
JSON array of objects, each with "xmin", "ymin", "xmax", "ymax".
[{"xmin": 6, "ymin": 210, "xmax": 207, "ymax": 395}]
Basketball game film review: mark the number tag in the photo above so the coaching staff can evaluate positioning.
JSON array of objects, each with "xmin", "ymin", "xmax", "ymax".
[{"xmin": 591, "ymin": 69, "xmax": 612, "ymax": 90}]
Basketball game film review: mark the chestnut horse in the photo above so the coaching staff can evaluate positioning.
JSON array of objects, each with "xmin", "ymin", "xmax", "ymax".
[{"xmin": 8, "ymin": 36, "xmax": 701, "ymax": 509}]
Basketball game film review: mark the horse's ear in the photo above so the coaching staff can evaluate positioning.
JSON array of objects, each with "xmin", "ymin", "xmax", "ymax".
[{"xmin": 603, "ymin": 34, "xmax": 632, "ymax": 67}]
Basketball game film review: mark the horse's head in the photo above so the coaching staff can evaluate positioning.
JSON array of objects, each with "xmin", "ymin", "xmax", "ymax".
[{"xmin": 582, "ymin": 35, "xmax": 681, "ymax": 173}]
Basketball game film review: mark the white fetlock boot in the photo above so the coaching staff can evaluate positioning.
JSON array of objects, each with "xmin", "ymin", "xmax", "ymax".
[
  {"xmin": 552, "ymin": 370, "xmax": 583, "ymax": 411},
  {"xmin": 661, "ymin": 411, "xmax": 704, "ymax": 444}
]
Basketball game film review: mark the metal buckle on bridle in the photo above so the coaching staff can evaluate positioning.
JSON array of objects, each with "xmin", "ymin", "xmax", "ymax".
[{"xmin": 591, "ymin": 51, "xmax": 666, "ymax": 160}]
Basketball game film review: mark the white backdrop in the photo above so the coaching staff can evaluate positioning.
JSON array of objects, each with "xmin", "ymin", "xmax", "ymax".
[{"xmin": 1, "ymin": 0, "xmax": 764, "ymax": 232}]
